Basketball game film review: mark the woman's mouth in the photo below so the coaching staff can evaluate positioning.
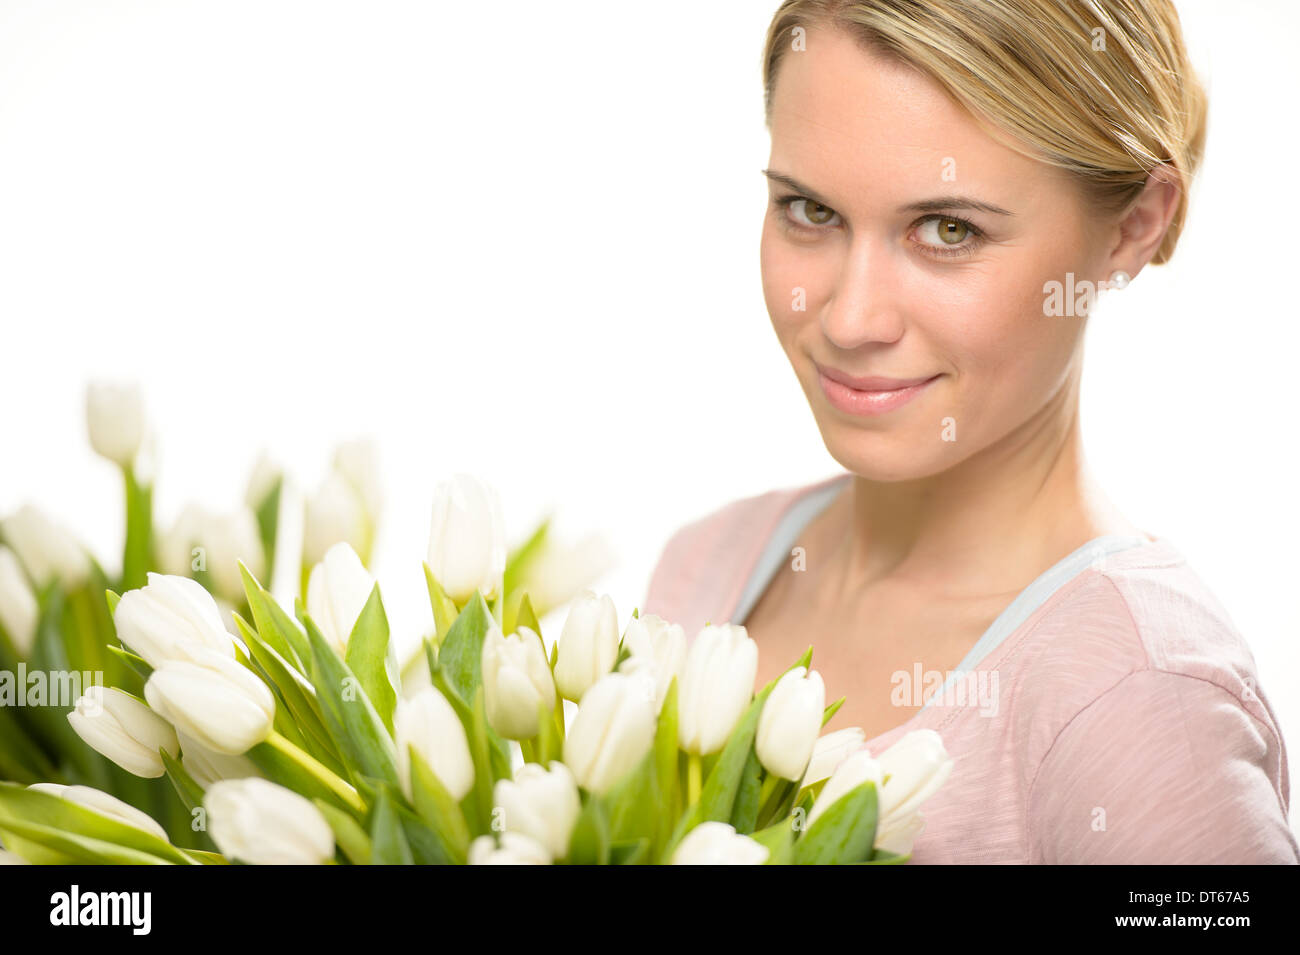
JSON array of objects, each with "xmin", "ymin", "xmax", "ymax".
[{"xmin": 815, "ymin": 364, "xmax": 941, "ymax": 417}]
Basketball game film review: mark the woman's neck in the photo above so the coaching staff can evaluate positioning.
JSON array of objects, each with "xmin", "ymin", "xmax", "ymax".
[{"xmin": 821, "ymin": 365, "xmax": 1139, "ymax": 602}]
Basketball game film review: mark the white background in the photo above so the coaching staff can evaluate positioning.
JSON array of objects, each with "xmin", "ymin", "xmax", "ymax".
[{"xmin": 2, "ymin": 1, "xmax": 1296, "ymax": 827}]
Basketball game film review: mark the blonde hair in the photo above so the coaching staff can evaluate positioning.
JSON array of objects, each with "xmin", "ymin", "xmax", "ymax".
[{"xmin": 762, "ymin": 0, "xmax": 1208, "ymax": 264}]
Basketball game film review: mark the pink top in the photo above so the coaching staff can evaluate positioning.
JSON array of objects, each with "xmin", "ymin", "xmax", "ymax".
[{"xmin": 642, "ymin": 472, "xmax": 1299, "ymax": 864}]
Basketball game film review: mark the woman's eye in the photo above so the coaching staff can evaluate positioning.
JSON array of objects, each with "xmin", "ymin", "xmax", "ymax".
[
  {"xmin": 913, "ymin": 215, "xmax": 982, "ymax": 255},
  {"xmin": 781, "ymin": 197, "xmax": 840, "ymax": 229}
]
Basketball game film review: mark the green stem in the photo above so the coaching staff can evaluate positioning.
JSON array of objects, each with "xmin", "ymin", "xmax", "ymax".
[
  {"xmin": 520, "ymin": 738, "xmax": 536, "ymax": 764},
  {"xmin": 755, "ymin": 774, "xmax": 788, "ymax": 829},
  {"xmin": 266, "ymin": 730, "xmax": 363, "ymax": 812},
  {"xmin": 687, "ymin": 752, "xmax": 702, "ymax": 808}
]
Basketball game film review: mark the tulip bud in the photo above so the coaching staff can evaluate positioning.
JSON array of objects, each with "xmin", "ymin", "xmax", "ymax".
[
  {"xmin": 617, "ymin": 613, "xmax": 686, "ymax": 713},
  {"xmin": 1, "ymin": 505, "xmax": 90, "ymax": 590},
  {"xmin": 144, "ymin": 646, "xmax": 275, "ymax": 755},
  {"xmin": 552, "ymin": 590, "xmax": 619, "ymax": 703},
  {"xmin": 562, "ymin": 671, "xmax": 656, "ymax": 796},
  {"xmin": 179, "ymin": 731, "xmax": 261, "ymax": 789},
  {"xmin": 113, "ymin": 573, "xmax": 234, "ymax": 668},
  {"xmin": 677, "ymin": 623, "xmax": 758, "ymax": 755},
  {"xmin": 0, "ymin": 545, "xmax": 38, "ymax": 657},
  {"xmin": 491, "ymin": 761, "xmax": 580, "ymax": 860},
  {"xmin": 426, "ymin": 473, "xmax": 506, "ymax": 604},
  {"xmin": 30, "ymin": 783, "xmax": 169, "ymax": 843},
  {"xmin": 805, "ymin": 749, "xmax": 883, "ymax": 833},
  {"xmin": 755, "ymin": 666, "xmax": 825, "ymax": 781},
  {"xmin": 244, "ymin": 450, "xmax": 281, "ymax": 512},
  {"xmin": 305, "ymin": 541, "xmax": 374, "ymax": 656},
  {"xmin": 303, "ymin": 472, "xmax": 367, "ymax": 568},
  {"xmin": 482, "ymin": 624, "xmax": 556, "ymax": 740},
  {"xmin": 205, "ymin": 778, "xmax": 335, "ymax": 864},
  {"xmin": 160, "ymin": 505, "xmax": 264, "ymax": 605},
  {"xmin": 394, "ymin": 687, "xmax": 474, "ymax": 802},
  {"xmin": 513, "ymin": 530, "xmax": 618, "ymax": 619},
  {"xmin": 332, "ymin": 437, "xmax": 383, "ymax": 526},
  {"xmin": 67, "ymin": 685, "xmax": 180, "ymax": 778},
  {"xmin": 872, "ymin": 729, "xmax": 953, "ymax": 854},
  {"xmin": 799, "ymin": 727, "xmax": 867, "ymax": 788},
  {"xmin": 670, "ymin": 821, "xmax": 769, "ymax": 865},
  {"xmin": 468, "ymin": 831, "xmax": 551, "ymax": 865},
  {"xmin": 86, "ymin": 381, "xmax": 144, "ymax": 469}
]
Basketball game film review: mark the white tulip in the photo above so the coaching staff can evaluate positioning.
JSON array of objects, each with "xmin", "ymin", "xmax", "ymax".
[
  {"xmin": 178, "ymin": 731, "xmax": 261, "ymax": 789},
  {"xmin": 678, "ymin": 623, "xmax": 758, "ymax": 755},
  {"xmin": 394, "ymin": 687, "xmax": 474, "ymax": 802},
  {"xmin": 755, "ymin": 666, "xmax": 825, "ymax": 781},
  {"xmin": 805, "ymin": 749, "xmax": 884, "ymax": 833},
  {"xmin": 491, "ymin": 761, "xmax": 580, "ymax": 860},
  {"xmin": 160, "ymin": 505, "xmax": 264, "ymax": 604},
  {"xmin": 1, "ymin": 505, "xmax": 90, "ymax": 590},
  {"xmin": 305, "ymin": 541, "xmax": 375, "ymax": 656},
  {"xmin": 113, "ymin": 573, "xmax": 234, "ymax": 668},
  {"xmin": 0, "ymin": 545, "xmax": 38, "ymax": 656},
  {"xmin": 144, "ymin": 646, "xmax": 275, "ymax": 755},
  {"xmin": 303, "ymin": 472, "xmax": 367, "ymax": 568},
  {"xmin": 671, "ymin": 821, "xmax": 769, "ymax": 865},
  {"xmin": 67, "ymin": 685, "xmax": 179, "ymax": 778},
  {"xmin": 205, "ymin": 778, "xmax": 334, "ymax": 864},
  {"xmin": 468, "ymin": 831, "xmax": 551, "ymax": 865},
  {"xmin": 426, "ymin": 473, "xmax": 506, "ymax": 604},
  {"xmin": 86, "ymin": 381, "xmax": 144, "ymax": 469},
  {"xmin": 30, "ymin": 783, "xmax": 169, "ymax": 843},
  {"xmin": 481, "ymin": 624, "xmax": 556, "ymax": 740},
  {"xmin": 872, "ymin": 729, "xmax": 953, "ymax": 853},
  {"xmin": 243, "ymin": 450, "xmax": 281, "ymax": 511},
  {"xmin": 800, "ymin": 727, "xmax": 867, "ymax": 788},
  {"xmin": 563, "ymin": 671, "xmax": 656, "ymax": 797},
  {"xmin": 512, "ymin": 530, "xmax": 618, "ymax": 618},
  {"xmin": 332, "ymin": 437, "xmax": 383, "ymax": 525},
  {"xmin": 553, "ymin": 590, "xmax": 619, "ymax": 703},
  {"xmin": 616, "ymin": 613, "xmax": 686, "ymax": 713}
]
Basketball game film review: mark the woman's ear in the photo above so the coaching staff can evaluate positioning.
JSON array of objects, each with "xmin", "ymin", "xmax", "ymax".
[{"xmin": 1108, "ymin": 164, "xmax": 1182, "ymax": 277}]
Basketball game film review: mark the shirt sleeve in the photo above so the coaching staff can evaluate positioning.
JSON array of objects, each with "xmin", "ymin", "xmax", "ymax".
[{"xmin": 1027, "ymin": 668, "xmax": 1299, "ymax": 863}]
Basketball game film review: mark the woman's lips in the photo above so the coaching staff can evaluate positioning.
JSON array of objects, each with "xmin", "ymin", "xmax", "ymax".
[{"xmin": 815, "ymin": 365, "xmax": 941, "ymax": 416}]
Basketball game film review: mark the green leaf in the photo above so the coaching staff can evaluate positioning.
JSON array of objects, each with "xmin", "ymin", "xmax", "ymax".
[
  {"xmin": 241, "ymin": 562, "xmax": 310, "ymax": 670},
  {"xmin": 750, "ymin": 819, "xmax": 795, "ymax": 865},
  {"xmin": 609, "ymin": 837, "xmax": 649, "ymax": 865},
  {"xmin": 697, "ymin": 684, "xmax": 774, "ymax": 823},
  {"xmin": 344, "ymin": 584, "xmax": 397, "ymax": 735},
  {"xmin": 0, "ymin": 781, "xmax": 195, "ymax": 865},
  {"xmin": 407, "ymin": 746, "xmax": 470, "ymax": 863},
  {"xmin": 298, "ymin": 609, "xmax": 400, "ymax": 790},
  {"xmin": 244, "ymin": 739, "xmax": 360, "ymax": 817},
  {"xmin": 862, "ymin": 848, "xmax": 911, "ymax": 864},
  {"xmin": 159, "ymin": 748, "xmax": 205, "ymax": 814},
  {"xmin": 605, "ymin": 747, "xmax": 657, "ymax": 847},
  {"xmin": 565, "ymin": 793, "xmax": 609, "ymax": 865},
  {"xmin": 502, "ymin": 515, "xmax": 551, "ymax": 601},
  {"xmin": 252, "ymin": 475, "xmax": 283, "ymax": 587},
  {"xmin": 368, "ymin": 786, "xmax": 413, "ymax": 865},
  {"xmin": 435, "ymin": 591, "xmax": 495, "ymax": 708},
  {"xmin": 105, "ymin": 643, "xmax": 151, "ymax": 681},
  {"xmin": 792, "ymin": 779, "xmax": 878, "ymax": 865},
  {"xmin": 422, "ymin": 563, "xmax": 461, "ymax": 645},
  {"xmin": 822, "ymin": 697, "xmax": 845, "ymax": 727},
  {"xmin": 652, "ymin": 678, "xmax": 680, "ymax": 858},
  {"xmin": 105, "ymin": 589, "xmax": 121, "ymax": 616},
  {"xmin": 232, "ymin": 614, "xmax": 340, "ymax": 774},
  {"xmin": 729, "ymin": 748, "xmax": 764, "ymax": 834},
  {"xmin": 314, "ymin": 798, "xmax": 372, "ymax": 865}
]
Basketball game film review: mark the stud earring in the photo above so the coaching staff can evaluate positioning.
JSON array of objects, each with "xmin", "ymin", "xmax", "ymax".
[{"xmin": 1108, "ymin": 270, "xmax": 1131, "ymax": 290}]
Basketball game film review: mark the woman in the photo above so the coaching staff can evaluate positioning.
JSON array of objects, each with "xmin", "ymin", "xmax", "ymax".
[{"xmin": 643, "ymin": 0, "xmax": 1298, "ymax": 863}]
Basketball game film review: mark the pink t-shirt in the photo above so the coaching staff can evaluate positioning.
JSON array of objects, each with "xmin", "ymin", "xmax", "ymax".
[{"xmin": 642, "ymin": 472, "xmax": 1299, "ymax": 864}]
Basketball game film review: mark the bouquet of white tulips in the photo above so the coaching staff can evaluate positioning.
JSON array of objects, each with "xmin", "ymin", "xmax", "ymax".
[
  {"xmin": 1, "ymin": 520, "xmax": 951, "ymax": 864},
  {"xmin": 0, "ymin": 382, "xmax": 953, "ymax": 865}
]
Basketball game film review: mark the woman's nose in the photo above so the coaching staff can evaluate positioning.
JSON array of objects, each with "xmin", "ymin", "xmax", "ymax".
[{"xmin": 819, "ymin": 236, "xmax": 906, "ymax": 349}]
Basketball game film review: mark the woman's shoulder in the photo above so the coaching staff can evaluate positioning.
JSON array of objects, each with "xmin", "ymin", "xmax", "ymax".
[
  {"xmin": 1009, "ymin": 537, "xmax": 1297, "ymax": 862},
  {"xmin": 639, "ymin": 471, "xmax": 848, "ymax": 632},
  {"xmin": 1013, "ymin": 535, "xmax": 1268, "ymax": 725}
]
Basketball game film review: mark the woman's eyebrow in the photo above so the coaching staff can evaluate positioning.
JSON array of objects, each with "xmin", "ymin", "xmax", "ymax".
[{"xmin": 761, "ymin": 169, "xmax": 1014, "ymax": 217}]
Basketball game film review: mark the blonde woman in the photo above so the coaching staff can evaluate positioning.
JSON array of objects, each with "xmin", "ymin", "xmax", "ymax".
[{"xmin": 644, "ymin": 0, "xmax": 1297, "ymax": 863}]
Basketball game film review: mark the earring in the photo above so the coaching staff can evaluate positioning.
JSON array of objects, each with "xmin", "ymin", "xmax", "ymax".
[{"xmin": 1108, "ymin": 270, "xmax": 1131, "ymax": 290}]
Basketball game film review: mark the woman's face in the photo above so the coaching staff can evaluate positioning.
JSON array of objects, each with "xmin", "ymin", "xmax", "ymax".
[{"xmin": 760, "ymin": 26, "xmax": 1114, "ymax": 481}]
